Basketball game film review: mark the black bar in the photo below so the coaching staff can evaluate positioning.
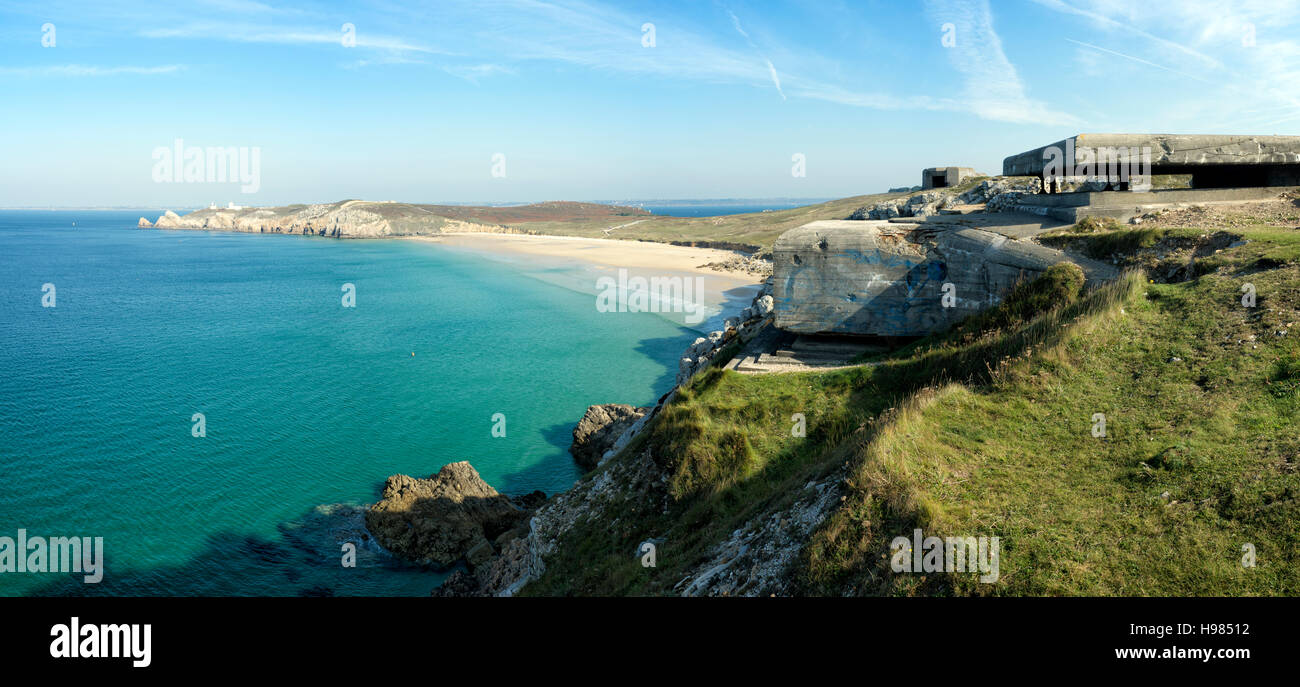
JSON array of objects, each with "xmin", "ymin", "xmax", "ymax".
[{"xmin": 0, "ymin": 597, "xmax": 1287, "ymax": 676}]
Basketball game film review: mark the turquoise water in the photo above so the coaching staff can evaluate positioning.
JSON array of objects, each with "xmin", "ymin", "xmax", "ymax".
[{"xmin": 0, "ymin": 212, "xmax": 698, "ymax": 596}]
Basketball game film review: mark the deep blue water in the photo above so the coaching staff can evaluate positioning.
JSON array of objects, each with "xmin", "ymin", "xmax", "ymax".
[{"xmin": 0, "ymin": 211, "xmax": 699, "ymax": 596}]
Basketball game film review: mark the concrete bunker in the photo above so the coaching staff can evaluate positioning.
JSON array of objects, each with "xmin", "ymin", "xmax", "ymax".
[
  {"xmin": 770, "ymin": 220, "xmax": 1116, "ymax": 338},
  {"xmin": 922, "ymin": 166, "xmax": 978, "ymax": 190},
  {"xmin": 1004, "ymin": 133, "xmax": 1300, "ymax": 192}
]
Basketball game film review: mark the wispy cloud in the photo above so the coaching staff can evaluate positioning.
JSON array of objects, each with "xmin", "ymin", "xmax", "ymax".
[
  {"xmin": 139, "ymin": 23, "xmax": 450, "ymax": 55},
  {"xmin": 1031, "ymin": 0, "xmax": 1300, "ymax": 130},
  {"xmin": 923, "ymin": 0, "xmax": 1079, "ymax": 125},
  {"xmin": 787, "ymin": 83, "xmax": 954, "ymax": 112},
  {"xmin": 442, "ymin": 63, "xmax": 516, "ymax": 84},
  {"xmin": 1028, "ymin": 0, "xmax": 1223, "ymax": 69},
  {"xmin": 0, "ymin": 64, "xmax": 185, "ymax": 77},
  {"xmin": 1064, "ymin": 38, "xmax": 1213, "ymax": 84},
  {"xmin": 764, "ymin": 60, "xmax": 785, "ymax": 100},
  {"xmin": 103, "ymin": 0, "xmax": 1073, "ymax": 123},
  {"xmin": 388, "ymin": 0, "xmax": 1050, "ymax": 121},
  {"xmin": 727, "ymin": 10, "xmax": 785, "ymax": 100}
]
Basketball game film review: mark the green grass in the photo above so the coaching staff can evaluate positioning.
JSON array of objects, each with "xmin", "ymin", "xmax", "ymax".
[
  {"xmin": 524, "ymin": 221, "xmax": 1300, "ymax": 597},
  {"xmin": 804, "ymin": 263, "xmax": 1300, "ymax": 595},
  {"xmin": 497, "ymin": 181, "xmax": 1002, "ymax": 252},
  {"xmin": 936, "ymin": 263, "xmax": 1085, "ymax": 347},
  {"xmin": 1068, "ymin": 216, "xmax": 1126, "ymax": 234},
  {"xmin": 506, "ymin": 194, "xmax": 901, "ymax": 252}
]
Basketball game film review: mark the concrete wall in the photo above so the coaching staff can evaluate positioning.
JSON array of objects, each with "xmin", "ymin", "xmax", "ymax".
[
  {"xmin": 1004, "ymin": 134, "xmax": 1300, "ymax": 190},
  {"xmin": 772, "ymin": 220, "xmax": 1116, "ymax": 337},
  {"xmin": 1007, "ymin": 186, "xmax": 1297, "ymax": 223}
]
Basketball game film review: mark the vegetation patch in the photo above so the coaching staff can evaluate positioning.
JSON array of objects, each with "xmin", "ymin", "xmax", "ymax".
[
  {"xmin": 939, "ymin": 263, "xmax": 1086, "ymax": 346},
  {"xmin": 1267, "ymin": 355, "xmax": 1300, "ymax": 399},
  {"xmin": 525, "ymin": 209, "xmax": 1300, "ymax": 597}
]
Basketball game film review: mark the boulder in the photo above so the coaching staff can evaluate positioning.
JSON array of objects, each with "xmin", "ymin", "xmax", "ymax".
[
  {"xmin": 957, "ymin": 176, "xmax": 1043, "ymax": 205},
  {"xmin": 570, "ymin": 404, "xmax": 651, "ymax": 471},
  {"xmin": 364, "ymin": 461, "xmax": 525, "ymax": 568}
]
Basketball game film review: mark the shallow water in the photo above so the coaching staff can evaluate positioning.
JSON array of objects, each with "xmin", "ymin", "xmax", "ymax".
[{"xmin": 0, "ymin": 212, "xmax": 700, "ymax": 596}]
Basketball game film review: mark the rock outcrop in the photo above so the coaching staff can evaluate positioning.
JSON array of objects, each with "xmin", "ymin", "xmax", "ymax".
[
  {"xmin": 676, "ymin": 472, "xmax": 844, "ymax": 596},
  {"xmin": 854, "ymin": 176, "xmax": 1043, "ymax": 221},
  {"xmin": 364, "ymin": 462, "xmax": 527, "ymax": 568},
  {"xmin": 435, "ymin": 443, "xmax": 671, "ymax": 597},
  {"xmin": 854, "ymin": 190, "xmax": 956, "ymax": 220},
  {"xmin": 570, "ymin": 404, "xmax": 651, "ymax": 471},
  {"xmin": 698, "ymin": 252, "xmax": 773, "ymax": 277},
  {"xmin": 144, "ymin": 199, "xmax": 648, "ymax": 239},
  {"xmin": 154, "ymin": 210, "xmax": 183, "ymax": 228},
  {"xmin": 137, "ymin": 217, "xmax": 152, "ymax": 228},
  {"xmin": 675, "ymin": 286, "xmax": 774, "ymax": 387}
]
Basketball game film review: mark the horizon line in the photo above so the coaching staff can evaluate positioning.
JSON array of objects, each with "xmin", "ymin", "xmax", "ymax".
[{"xmin": 0, "ymin": 196, "xmax": 846, "ymax": 211}]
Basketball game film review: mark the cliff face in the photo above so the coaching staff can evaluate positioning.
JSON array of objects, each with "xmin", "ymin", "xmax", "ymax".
[
  {"xmin": 147, "ymin": 199, "xmax": 650, "ymax": 238},
  {"xmin": 150, "ymin": 200, "xmax": 465, "ymax": 237},
  {"xmin": 570, "ymin": 404, "xmax": 652, "ymax": 472}
]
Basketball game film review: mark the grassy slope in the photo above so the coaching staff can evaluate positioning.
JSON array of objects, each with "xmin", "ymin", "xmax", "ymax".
[
  {"xmin": 527, "ymin": 219, "xmax": 1300, "ymax": 596},
  {"xmin": 506, "ymin": 177, "xmax": 1003, "ymax": 250},
  {"xmin": 505, "ymin": 193, "xmax": 901, "ymax": 251}
]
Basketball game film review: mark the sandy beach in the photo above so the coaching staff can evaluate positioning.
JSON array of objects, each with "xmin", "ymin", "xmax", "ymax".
[
  {"xmin": 412, "ymin": 233, "xmax": 757, "ymax": 277},
  {"xmin": 408, "ymin": 233, "xmax": 765, "ymax": 331}
]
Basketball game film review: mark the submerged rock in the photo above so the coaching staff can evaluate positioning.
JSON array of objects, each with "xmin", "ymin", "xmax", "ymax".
[
  {"xmin": 364, "ymin": 461, "xmax": 525, "ymax": 568},
  {"xmin": 570, "ymin": 404, "xmax": 651, "ymax": 471}
]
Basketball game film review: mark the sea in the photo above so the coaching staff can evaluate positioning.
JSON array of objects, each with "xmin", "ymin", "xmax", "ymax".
[{"xmin": 0, "ymin": 210, "xmax": 718, "ymax": 596}]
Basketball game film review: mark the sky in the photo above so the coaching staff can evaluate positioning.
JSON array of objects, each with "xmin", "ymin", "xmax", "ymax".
[{"xmin": 1, "ymin": 0, "xmax": 1298, "ymax": 207}]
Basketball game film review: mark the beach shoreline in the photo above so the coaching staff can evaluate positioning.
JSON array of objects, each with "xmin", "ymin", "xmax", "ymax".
[
  {"xmin": 407, "ymin": 233, "xmax": 766, "ymax": 331},
  {"xmin": 405, "ymin": 232, "xmax": 760, "ymax": 279}
]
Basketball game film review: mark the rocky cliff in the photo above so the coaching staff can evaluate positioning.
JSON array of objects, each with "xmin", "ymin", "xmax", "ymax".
[
  {"xmin": 570, "ymin": 404, "xmax": 652, "ymax": 472},
  {"xmin": 145, "ymin": 200, "xmax": 649, "ymax": 238}
]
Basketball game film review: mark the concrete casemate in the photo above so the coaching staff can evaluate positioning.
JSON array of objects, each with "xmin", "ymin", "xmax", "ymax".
[
  {"xmin": 921, "ymin": 166, "xmax": 979, "ymax": 189},
  {"xmin": 1004, "ymin": 133, "xmax": 1300, "ymax": 190},
  {"xmin": 771, "ymin": 220, "xmax": 1116, "ymax": 337}
]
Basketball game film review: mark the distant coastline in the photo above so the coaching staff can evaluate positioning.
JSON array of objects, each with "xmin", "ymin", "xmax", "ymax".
[{"xmin": 1, "ymin": 198, "xmax": 832, "ymax": 212}]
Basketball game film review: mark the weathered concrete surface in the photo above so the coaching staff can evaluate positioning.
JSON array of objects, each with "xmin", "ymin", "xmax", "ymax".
[
  {"xmin": 1005, "ymin": 134, "xmax": 1300, "ymax": 189},
  {"xmin": 1008, "ymin": 187, "xmax": 1298, "ymax": 223},
  {"xmin": 772, "ymin": 220, "xmax": 1116, "ymax": 337},
  {"xmin": 1005, "ymin": 134, "xmax": 1300, "ymax": 174},
  {"xmin": 922, "ymin": 166, "xmax": 979, "ymax": 189},
  {"xmin": 886, "ymin": 210, "xmax": 1070, "ymax": 239}
]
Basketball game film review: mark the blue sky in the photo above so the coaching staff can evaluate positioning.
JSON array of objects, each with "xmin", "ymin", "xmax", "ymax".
[{"xmin": 2, "ymin": 0, "xmax": 1298, "ymax": 207}]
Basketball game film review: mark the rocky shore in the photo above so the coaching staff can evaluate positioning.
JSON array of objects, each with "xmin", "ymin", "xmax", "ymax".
[
  {"xmin": 569, "ymin": 404, "xmax": 651, "ymax": 472},
  {"xmin": 363, "ymin": 283, "xmax": 777, "ymax": 595},
  {"xmin": 141, "ymin": 200, "xmax": 504, "ymax": 237},
  {"xmin": 364, "ymin": 462, "xmax": 544, "ymax": 570},
  {"xmin": 849, "ymin": 176, "xmax": 1043, "ymax": 220}
]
